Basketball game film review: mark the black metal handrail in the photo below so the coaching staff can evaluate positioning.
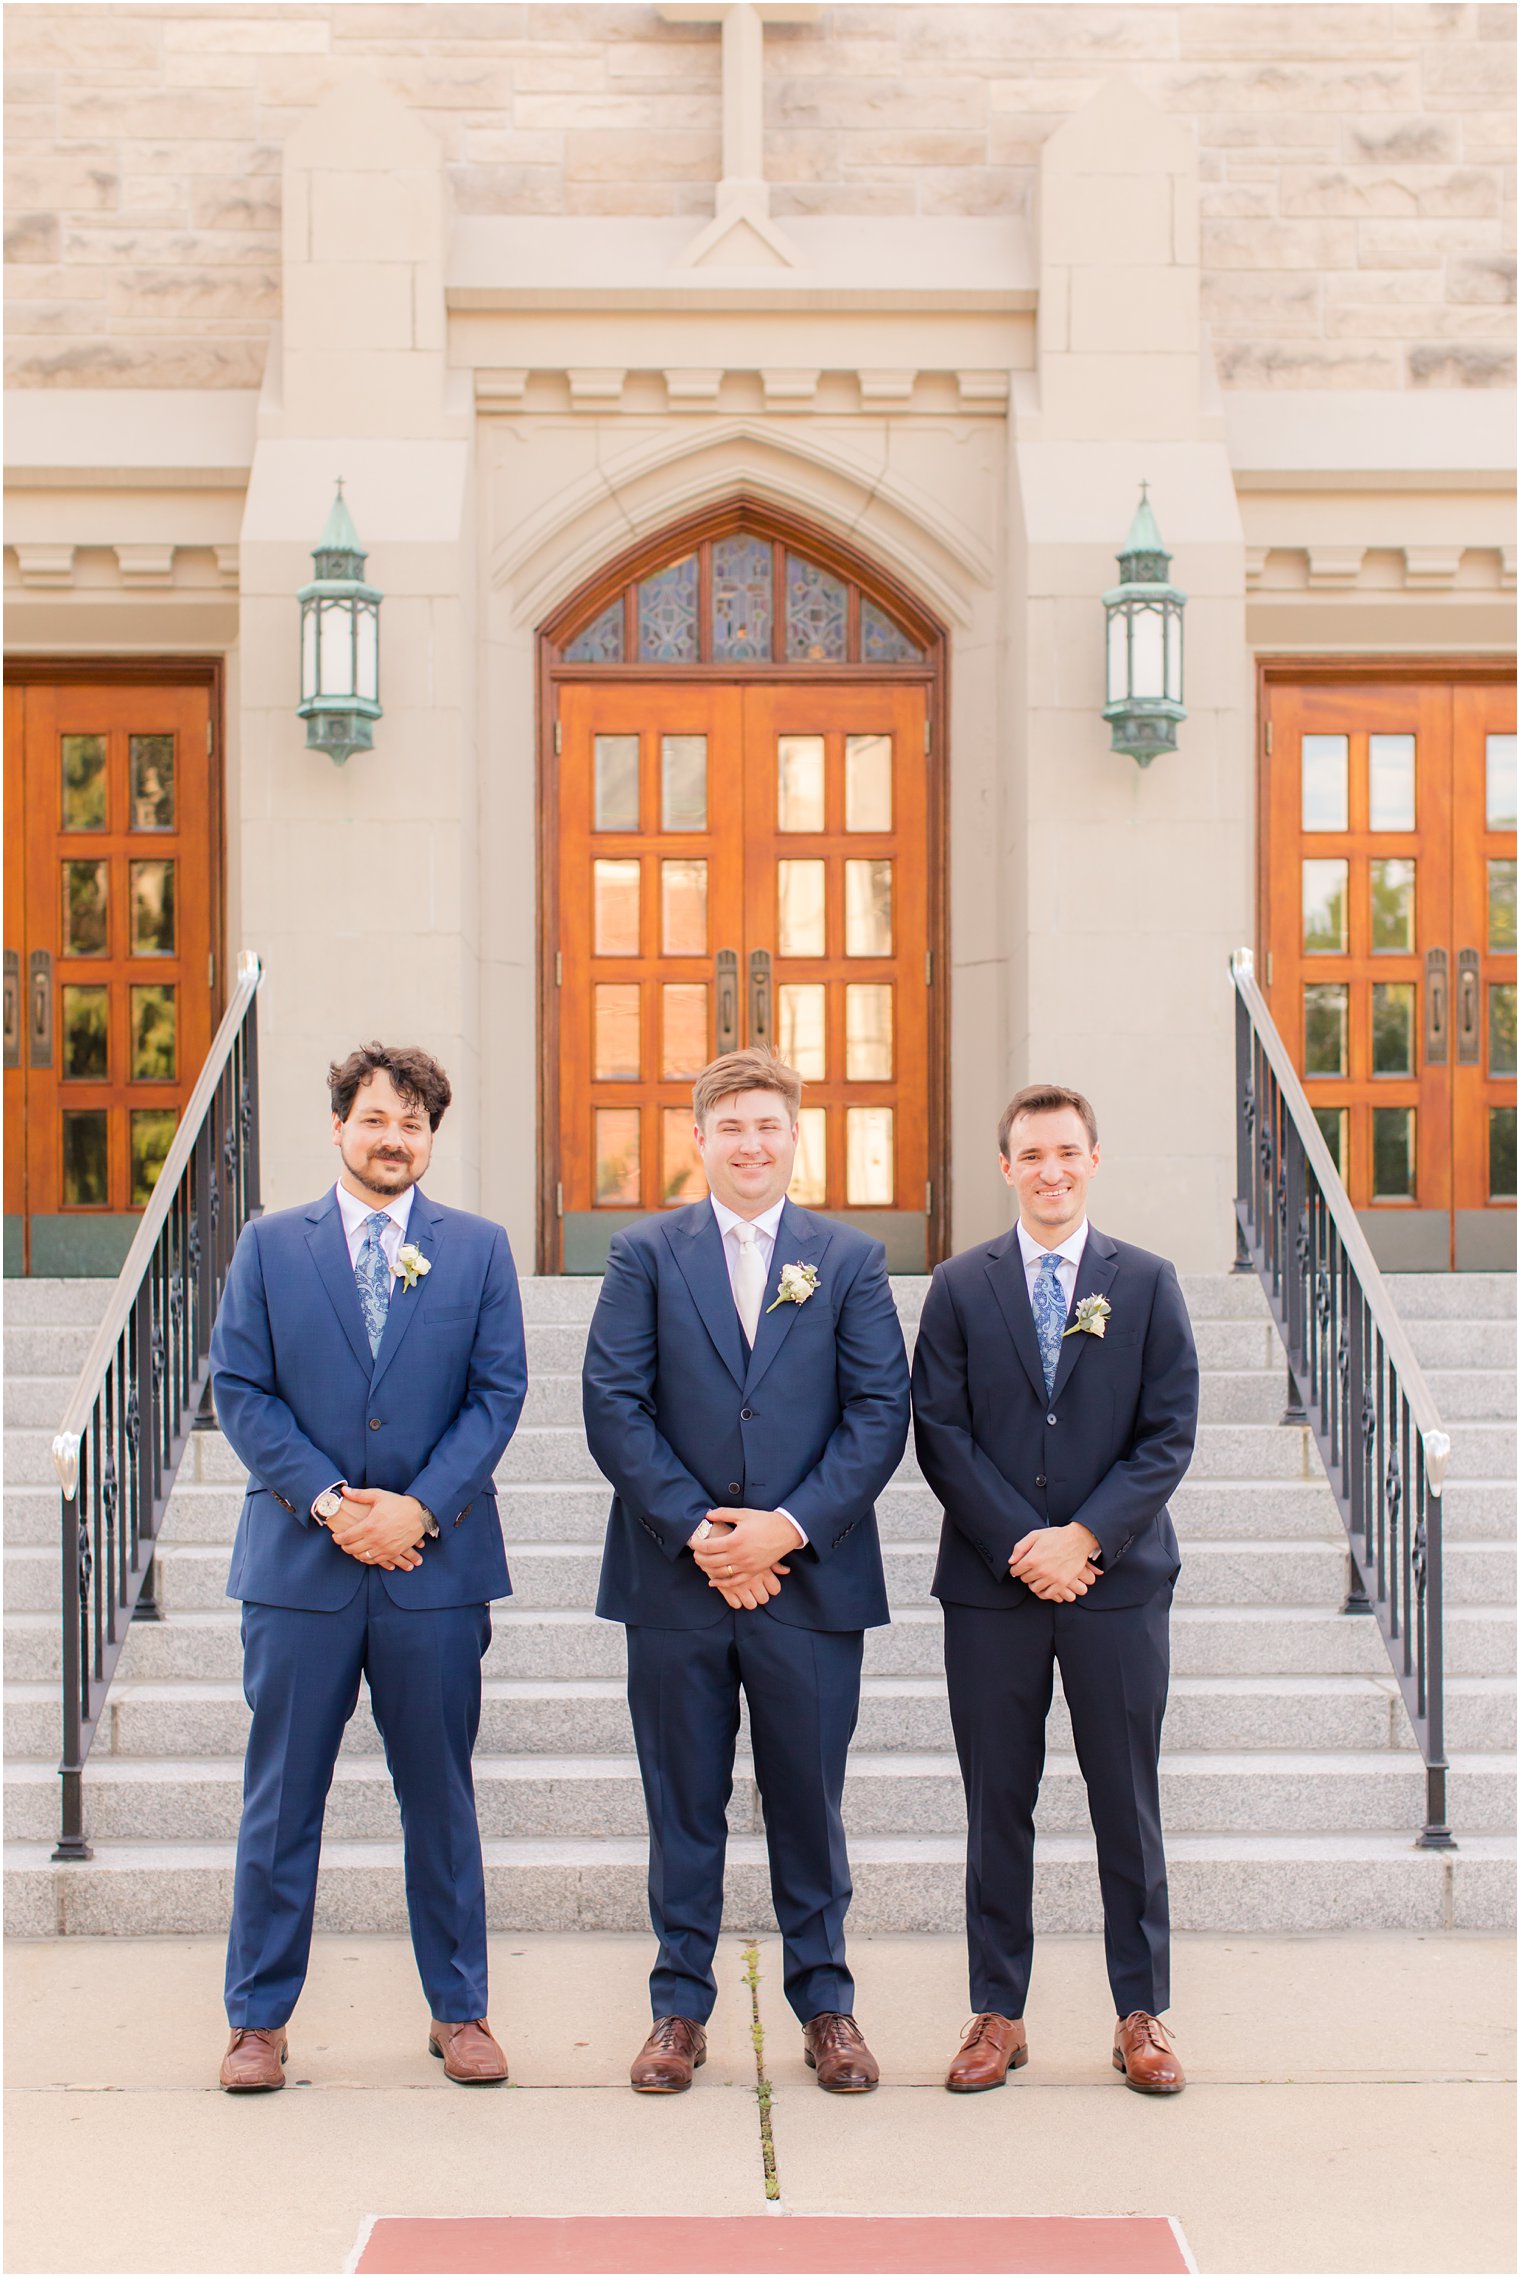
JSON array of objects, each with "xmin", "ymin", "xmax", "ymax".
[
  {"xmin": 1231, "ymin": 948, "xmax": 1454, "ymax": 1848},
  {"xmin": 48, "ymin": 951, "xmax": 264, "ymax": 1860}
]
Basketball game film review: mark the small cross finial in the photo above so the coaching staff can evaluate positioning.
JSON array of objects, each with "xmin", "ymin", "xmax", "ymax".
[{"xmin": 1139, "ymin": 478, "xmax": 1149, "ymax": 503}]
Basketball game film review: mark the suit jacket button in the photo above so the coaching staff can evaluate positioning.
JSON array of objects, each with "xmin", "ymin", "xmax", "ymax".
[
  {"xmin": 1035, "ymin": 1475, "xmax": 1047, "ymax": 1489},
  {"xmin": 1046, "ymin": 1413, "xmax": 1057, "ymax": 1427},
  {"xmin": 369, "ymin": 1418, "xmax": 382, "ymax": 1431},
  {"xmin": 728, "ymin": 1483, "xmax": 741, "ymax": 1496},
  {"xmin": 741, "ymin": 1408, "xmax": 754, "ymax": 1421}
]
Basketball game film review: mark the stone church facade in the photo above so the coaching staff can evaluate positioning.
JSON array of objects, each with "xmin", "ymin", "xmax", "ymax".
[{"xmin": 4, "ymin": 1, "xmax": 1515, "ymax": 1278}]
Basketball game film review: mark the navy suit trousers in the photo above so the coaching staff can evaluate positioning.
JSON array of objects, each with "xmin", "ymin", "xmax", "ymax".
[
  {"xmin": 626, "ymin": 1611, "xmax": 863, "ymax": 2027},
  {"xmin": 225, "ymin": 1569, "xmax": 491, "ymax": 2026},
  {"xmin": 943, "ymin": 1589, "xmax": 1172, "ymax": 2021}
]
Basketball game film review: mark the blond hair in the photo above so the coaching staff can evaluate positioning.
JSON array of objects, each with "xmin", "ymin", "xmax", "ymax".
[{"xmin": 692, "ymin": 1048, "xmax": 802, "ymax": 1127}]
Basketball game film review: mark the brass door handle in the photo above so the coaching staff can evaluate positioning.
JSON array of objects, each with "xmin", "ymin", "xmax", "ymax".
[
  {"xmin": 1425, "ymin": 947, "xmax": 1448, "ymax": 1067},
  {"xmin": 28, "ymin": 948, "xmax": 52, "ymax": 1070},
  {"xmin": 3, "ymin": 950, "xmax": 19, "ymax": 1070},
  {"xmin": 1457, "ymin": 948, "xmax": 1480, "ymax": 1066},
  {"xmin": 748, "ymin": 949, "xmax": 772, "ymax": 1050},
  {"xmin": 715, "ymin": 949, "xmax": 739, "ymax": 1055}
]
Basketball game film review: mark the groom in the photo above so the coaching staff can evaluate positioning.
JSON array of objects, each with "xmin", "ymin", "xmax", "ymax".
[
  {"xmin": 583, "ymin": 1048, "xmax": 910, "ymax": 2094},
  {"xmin": 911, "ymin": 1084, "xmax": 1198, "ymax": 2096},
  {"xmin": 209, "ymin": 1044, "xmax": 527, "ymax": 2090}
]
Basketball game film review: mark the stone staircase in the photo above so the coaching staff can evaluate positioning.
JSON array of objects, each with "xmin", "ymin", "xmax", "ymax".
[{"xmin": 5, "ymin": 1270, "xmax": 1514, "ymax": 1938}]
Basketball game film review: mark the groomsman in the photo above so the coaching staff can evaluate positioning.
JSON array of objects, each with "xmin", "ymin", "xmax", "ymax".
[
  {"xmin": 911, "ymin": 1084, "xmax": 1198, "ymax": 2096},
  {"xmin": 209, "ymin": 1045, "xmax": 527, "ymax": 2090},
  {"xmin": 584, "ymin": 1049, "xmax": 910, "ymax": 2094}
]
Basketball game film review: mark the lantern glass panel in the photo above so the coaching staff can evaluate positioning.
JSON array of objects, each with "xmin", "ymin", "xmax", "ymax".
[
  {"xmin": 1131, "ymin": 605, "xmax": 1165, "ymax": 700},
  {"xmin": 1106, "ymin": 609, "xmax": 1127, "ymax": 705},
  {"xmin": 355, "ymin": 601, "xmax": 379, "ymax": 703},
  {"xmin": 319, "ymin": 601, "xmax": 355, "ymax": 698},
  {"xmin": 1165, "ymin": 607, "xmax": 1183, "ymax": 702},
  {"xmin": 301, "ymin": 605, "xmax": 318, "ymax": 701}
]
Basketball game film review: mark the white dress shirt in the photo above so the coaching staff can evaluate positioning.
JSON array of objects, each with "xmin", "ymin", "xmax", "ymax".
[
  {"xmin": 1016, "ymin": 1215, "xmax": 1090, "ymax": 1320},
  {"xmin": 704, "ymin": 1192, "xmax": 806, "ymax": 1548},
  {"xmin": 335, "ymin": 1177, "xmax": 415, "ymax": 1271}
]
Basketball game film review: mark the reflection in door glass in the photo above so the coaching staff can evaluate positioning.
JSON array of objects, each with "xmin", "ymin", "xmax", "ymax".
[
  {"xmin": 1312, "ymin": 1106, "xmax": 1347, "ymax": 1175},
  {"xmin": 593, "ymin": 985, "xmax": 640, "ymax": 1080},
  {"xmin": 1302, "ymin": 860, "xmax": 1347, "ymax": 953},
  {"xmin": 593, "ymin": 860, "xmax": 640, "ymax": 956},
  {"xmin": 789, "ymin": 1108, "xmax": 827, "ymax": 1204},
  {"xmin": 1490, "ymin": 983, "xmax": 1517, "ymax": 1077},
  {"xmin": 661, "ymin": 984, "xmax": 708, "ymax": 1077},
  {"xmin": 62, "ymin": 862, "xmax": 109, "ymax": 957},
  {"xmin": 777, "ymin": 738, "xmax": 825, "ymax": 833},
  {"xmin": 1489, "ymin": 860, "xmax": 1517, "ymax": 952},
  {"xmin": 62, "ymin": 1109, "xmax": 109, "ymax": 1207},
  {"xmin": 1371, "ymin": 983, "xmax": 1416, "ymax": 1076},
  {"xmin": 845, "ymin": 984, "xmax": 893, "ymax": 1080},
  {"xmin": 1488, "ymin": 735, "xmax": 1518, "ymax": 830},
  {"xmin": 1304, "ymin": 983, "xmax": 1348, "ymax": 1076},
  {"xmin": 1301, "ymin": 736, "xmax": 1348, "ymax": 832},
  {"xmin": 844, "ymin": 860, "xmax": 893, "ymax": 957},
  {"xmin": 845, "ymin": 736, "xmax": 892, "ymax": 832},
  {"xmin": 61, "ymin": 985, "xmax": 109, "ymax": 1081},
  {"xmin": 593, "ymin": 736, "xmax": 639, "ymax": 831},
  {"xmin": 129, "ymin": 735, "xmax": 175, "ymax": 830},
  {"xmin": 130, "ymin": 1109, "xmax": 178, "ymax": 1207},
  {"xmin": 1491, "ymin": 1108, "xmax": 1517, "ymax": 1200},
  {"xmin": 777, "ymin": 984, "xmax": 826, "ymax": 1079},
  {"xmin": 1368, "ymin": 735, "xmax": 1416, "ymax": 831},
  {"xmin": 1371, "ymin": 1106, "xmax": 1415, "ymax": 1200},
  {"xmin": 1369, "ymin": 859, "xmax": 1415, "ymax": 953},
  {"xmin": 660, "ymin": 859, "xmax": 708, "ymax": 955},
  {"xmin": 777, "ymin": 861, "xmax": 826, "ymax": 958},
  {"xmin": 594, "ymin": 1108, "xmax": 641, "ymax": 1205},
  {"xmin": 846, "ymin": 1107, "xmax": 894, "ymax": 1204},
  {"xmin": 661, "ymin": 1109, "xmax": 706, "ymax": 1204},
  {"xmin": 131, "ymin": 984, "xmax": 177, "ymax": 1081},
  {"xmin": 129, "ymin": 861, "xmax": 176, "ymax": 956},
  {"xmin": 60, "ymin": 735, "xmax": 107, "ymax": 831},
  {"xmin": 661, "ymin": 736, "xmax": 708, "ymax": 832}
]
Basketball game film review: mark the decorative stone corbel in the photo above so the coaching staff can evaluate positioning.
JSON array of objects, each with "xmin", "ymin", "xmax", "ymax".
[
  {"xmin": 761, "ymin": 369, "xmax": 821, "ymax": 411},
  {"xmin": 12, "ymin": 544, "xmax": 75, "ymax": 587},
  {"xmin": 1306, "ymin": 547, "xmax": 1366, "ymax": 589},
  {"xmin": 1402, "ymin": 547, "xmax": 1463, "ymax": 589},
  {"xmin": 664, "ymin": 369, "xmax": 726, "ymax": 408},
  {"xmin": 858, "ymin": 370, "xmax": 917, "ymax": 412},
  {"xmin": 567, "ymin": 370, "xmax": 627, "ymax": 411},
  {"xmin": 114, "ymin": 545, "xmax": 177, "ymax": 587}
]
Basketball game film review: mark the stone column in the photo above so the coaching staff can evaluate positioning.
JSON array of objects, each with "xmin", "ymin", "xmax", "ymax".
[
  {"xmin": 236, "ymin": 76, "xmax": 480, "ymax": 1211},
  {"xmin": 1000, "ymin": 79, "xmax": 1250, "ymax": 1269}
]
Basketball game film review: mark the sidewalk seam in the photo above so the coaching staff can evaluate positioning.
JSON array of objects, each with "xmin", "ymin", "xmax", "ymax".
[{"xmin": 741, "ymin": 1938, "xmax": 781, "ymax": 2205}]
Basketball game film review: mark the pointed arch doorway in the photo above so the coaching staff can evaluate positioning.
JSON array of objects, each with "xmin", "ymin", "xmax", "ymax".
[{"xmin": 538, "ymin": 502, "xmax": 948, "ymax": 1274}]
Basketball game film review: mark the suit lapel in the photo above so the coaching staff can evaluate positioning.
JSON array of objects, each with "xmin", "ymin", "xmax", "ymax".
[
  {"xmin": 667, "ymin": 1203, "xmax": 747, "ymax": 1390},
  {"xmin": 305, "ymin": 1190, "xmax": 376, "ymax": 1377},
  {"xmin": 743, "ymin": 1201, "xmax": 830, "ymax": 1397},
  {"xmin": 1048, "ymin": 1226, "xmax": 1119, "ymax": 1402},
  {"xmin": 368, "ymin": 1190, "xmax": 443, "ymax": 1396},
  {"xmin": 984, "ymin": 1231, "xmax": 1049, "ymax": 1403}
]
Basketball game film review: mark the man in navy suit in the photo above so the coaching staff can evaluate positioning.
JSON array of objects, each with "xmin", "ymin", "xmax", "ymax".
[
  {"xmin": 583, "ymin": 1049, "xmax": 910, "ymax": 2095},
  {"xmin": 911, "ymin": 1084, "xmax": 1198, "ymax": 2097},
  {"xmin": 208, "ymin": 1044, "xmax": 527, "ymax": 2091}
]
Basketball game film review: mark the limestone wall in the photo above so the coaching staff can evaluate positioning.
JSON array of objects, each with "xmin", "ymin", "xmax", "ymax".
[{"xmin": 4, "ymin": 2, "xmax": 1514, "ymax": 392}]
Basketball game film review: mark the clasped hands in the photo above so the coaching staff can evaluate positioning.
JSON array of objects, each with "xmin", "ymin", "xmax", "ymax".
[
  {"xmin": 1009, "ymin": 1521, "xmax": 1102, "ymax": 1602},
  {"xmin": 691, "ymin": 1507, "xmax": 799, "ymax": 1610},
  {"xmin": 326, "ymin": 1488, "xmax": 429, "ymax": 1572}
]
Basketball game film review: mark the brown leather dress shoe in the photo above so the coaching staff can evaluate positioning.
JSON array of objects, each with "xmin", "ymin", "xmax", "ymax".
[
  {"xmin": 945, "ymin": 2013, "xmax": 1029, "ymax": 2092},
  {"xmin": 219, "ymin": 2026, "xmax": 288, "ymax": 2092},
  {"xmin": 803, "ymin": 2012, "xmax": 879, "ymax": 2092},
  {"xmin": 1113, "ymin": 2011, "xmax": 1186, "ymax": 2095},
  {"xmin": 429, "ymin": 2017, "xmax": 508, "ymax": 2084},
  {"xmin": 630, "ymin": 2015, "xmax": 707, "ymax": 2092}
]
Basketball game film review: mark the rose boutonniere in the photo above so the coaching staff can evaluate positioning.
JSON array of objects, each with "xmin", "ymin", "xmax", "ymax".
[
  {"xmin": 766, "ymin": 1261, "xmax": 820, "ymax": 1314},
  {"xmin": 393, "ymin": 1244, "xmax": 431, "ymax": 1293},
  {"xmin": 1063, "ymin": 1293, "xmax": 1111, "ymax": 1340}
]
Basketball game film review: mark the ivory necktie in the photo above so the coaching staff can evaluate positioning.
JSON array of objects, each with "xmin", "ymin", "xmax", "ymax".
[
  {"xmin": 355, "ymin": 1210, "xmax": 393, "ymax": 1357},
  {"xmin": 1032, "ymin": 1251, "xmax": 1066, "ymax": 1397},
  {"xmin": 733, "ymin": 1223, "xmax": 766, "ymax": 1349}
]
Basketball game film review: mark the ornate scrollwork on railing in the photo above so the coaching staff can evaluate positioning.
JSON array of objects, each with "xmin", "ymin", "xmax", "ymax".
[{"xmin": 1231, "ymin": 947, "xmax": 1454, "ymax": 1851}]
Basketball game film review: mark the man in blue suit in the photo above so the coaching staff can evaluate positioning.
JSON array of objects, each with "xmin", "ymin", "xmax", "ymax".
[
  {"xmin": 912, "ymin": 1084, "xmax": 1198, "ymax": 2098},
  {"xmin": 209, "ymin": 1044, "xmax": 527, "ymax": 2091},
  {"xmin": 583, "ymin": 1049, "xmax": 910, "ymax": 2095}
]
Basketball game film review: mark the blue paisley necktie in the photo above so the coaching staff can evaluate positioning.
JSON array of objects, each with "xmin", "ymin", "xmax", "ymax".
[
  {"xmin": 355, "ymin": 1210, "xmax": 392, "ymax": 1357},
  {"xmin": 1032, "ymin": 1251, "xmax": 1067, "ymax": 1398}
]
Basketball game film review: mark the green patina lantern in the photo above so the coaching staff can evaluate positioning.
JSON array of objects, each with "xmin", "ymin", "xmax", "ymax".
[
  {"xmin": 297, "ymin": 481, "xmax": 382, "ymax": 765},
  {"xmin": 1102, "ymin": 483, "xmax": 1187, "ymax": 767}
]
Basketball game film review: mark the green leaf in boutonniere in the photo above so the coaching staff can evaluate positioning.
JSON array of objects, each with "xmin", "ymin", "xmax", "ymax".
[
  {"xmin": 1062, "ymin": 1292, "xmax": 1111, "ymax": 1340},
  {"xmin": 393, "ymin": 1243, "xmax": 431, "ymax": 1294}
]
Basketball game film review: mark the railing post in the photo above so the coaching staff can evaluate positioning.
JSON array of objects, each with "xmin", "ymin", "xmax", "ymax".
[
  {"xmin": 1417, "ymin": 1473, "xmax": 1455, "ymax": 1850},
  {"xmin": 53, "ymin": 1478, "xmax": 92, "ymax": 1862}
]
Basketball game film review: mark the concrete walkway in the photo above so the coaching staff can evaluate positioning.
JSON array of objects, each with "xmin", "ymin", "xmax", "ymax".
[{"xmin": 4, "ymin": 1933, "xmax": 1513, "ymax": 2276}]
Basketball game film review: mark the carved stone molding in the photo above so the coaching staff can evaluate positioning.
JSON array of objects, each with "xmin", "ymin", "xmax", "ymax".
[
  {"xmin": 1402, "ymin": 546, "xmax": 1464, "ymax": 589},
  {"xmin": 476, "ymin": 369, "xmax": 529, "ymax": 409},
  {"xmin": 858, "ymin": 369, "xmax": 917, "ymax": 411},
  {"xmin": 114, "ymin": 544, "xmax": 176, "ymax": 587},
  {"xmin": 663, "ymin": 368, "xmax": 725, "ymax": 408},
  {"xmin": 566, "ymin": 369, "xmax": 627, "ymax": 411},
  {"xmin": 1244, "ymin": 547, "xmax": 1271, "ymax": 587},
  {"xmin": 214, "ymin": 546, "xmax": 240, "ymax": 588},
  {"xmin": 955, "ymin": 370, "xmax": 1012, "ymax": 408},
  {"xmin": 1306, "ymin": 546, "xmax": 1366, "ymax": 588},
  {"xmin": 12, "ymin": 544, "xmax": 75, "ymax": 587},
  {"xmin": 760, "ymin": 368, "xmax": 821, "ymax": 411}
]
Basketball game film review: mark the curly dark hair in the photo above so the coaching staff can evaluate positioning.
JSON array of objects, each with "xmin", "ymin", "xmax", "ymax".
[{"xmin": 328, "ymin": 1043, "xmax": 453, "ymax": 1131}]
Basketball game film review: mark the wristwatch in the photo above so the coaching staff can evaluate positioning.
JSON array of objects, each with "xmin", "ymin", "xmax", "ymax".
[
  {"xmin": 689, "ymin": 1517, "xmax": 716, "ymax": 1548},
  {"xmin": 312, "ymin": 1485, "xmax": 346, "ymax": 1527}
]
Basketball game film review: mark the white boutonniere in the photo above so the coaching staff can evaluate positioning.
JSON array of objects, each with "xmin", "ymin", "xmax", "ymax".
[
  {"xmin": 1063, "ymin": 1293, "xmax": 1111, "ymax": 1340},
  {"xmin": 766, "ymin": 1261, "xmax": 820, "ymax": 1314},
  {"xmin": 393, "ymin": 1243, "xmax": 431, "ymax": 1293}
]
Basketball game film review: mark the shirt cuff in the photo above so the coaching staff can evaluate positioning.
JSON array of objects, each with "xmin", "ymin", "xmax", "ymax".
[{"xmin": 777, "ymin": 1508, "xmax": 808, "ymax": 1548}]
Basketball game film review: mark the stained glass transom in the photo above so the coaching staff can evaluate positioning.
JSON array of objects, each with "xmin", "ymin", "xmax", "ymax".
[
  {"xmin": 638, "ymin": 556, "xmax": 699, "ymax": 663},
  {"xmin": 784, "ymin": 553, "xmax": 847, "ymax": 662},
  {"xmin": 861, "ymin": 596, "xmax": 923, "ymax": 664},
  {"xmin": 564, "ymin": 598, "xmax": 624, "ymax": 665},
  {"xmin": 712, "ymin": 534, "xmax": 774, "ymax": 661}
]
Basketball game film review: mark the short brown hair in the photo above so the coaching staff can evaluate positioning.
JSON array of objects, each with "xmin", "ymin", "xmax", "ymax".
[
  {"xmin": 998, "ymin": 1083, "xmax": 1098, "ymax": 1159},
  {"xmin": 692, "ymin": 1048, "xmax": 802, "ymax": 1127},
  {"xmin": 328, "ymin": 1043, "xmax": 453, "ymax": 1130}
]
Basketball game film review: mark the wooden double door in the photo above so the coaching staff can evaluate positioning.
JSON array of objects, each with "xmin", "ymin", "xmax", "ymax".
[
  {"xmin": 1262, "ymin": 671, "xmax": 1515, "ymax": 1271},
  {"xmin": 555, "ymin": 680, "xmax": 933, "ymax": 1270},
  {"xmin": 4, "ymin": 674, "xmax": 220, "ymax": 1277}
]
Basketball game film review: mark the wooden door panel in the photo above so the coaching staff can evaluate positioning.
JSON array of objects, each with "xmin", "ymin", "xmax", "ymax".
[{"xmin": 1452, "ymin": 681, "xmax": 1517, "ymax": 1265}]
